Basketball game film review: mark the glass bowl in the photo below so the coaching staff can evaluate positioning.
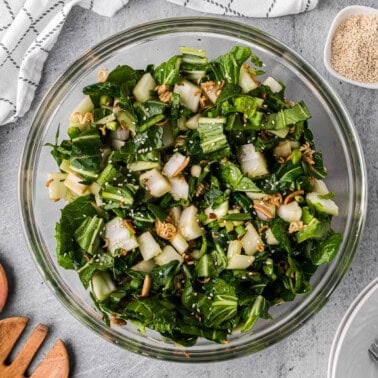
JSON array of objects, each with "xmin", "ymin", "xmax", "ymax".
[{"xmin": 19, "ymin": 18, "xmax": 367, "ymax": 362}]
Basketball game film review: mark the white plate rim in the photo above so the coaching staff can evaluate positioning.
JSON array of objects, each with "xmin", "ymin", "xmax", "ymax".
[{"xmin": 327, "ymin": 277, "xmax": 378, "ymax": 378}]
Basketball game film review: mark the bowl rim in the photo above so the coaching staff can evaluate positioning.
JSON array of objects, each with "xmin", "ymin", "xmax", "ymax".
[
  {"xmin": 18, "ymin": 16, "xmax": 368, "ymax": 362},
  {"xmin": 323, "ymin": 5, "xmax": 378, "ymax": 89}
]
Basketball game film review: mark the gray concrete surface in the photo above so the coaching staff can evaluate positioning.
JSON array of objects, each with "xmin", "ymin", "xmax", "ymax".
[{"xmin": 0, "ymin": 0, "xmax": 377, "ymax": 377}]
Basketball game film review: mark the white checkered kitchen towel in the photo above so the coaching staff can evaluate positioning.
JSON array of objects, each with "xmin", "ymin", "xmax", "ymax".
[{"xmin": 0, "ymin": 0, "xmax": 318, "ymax": 126}]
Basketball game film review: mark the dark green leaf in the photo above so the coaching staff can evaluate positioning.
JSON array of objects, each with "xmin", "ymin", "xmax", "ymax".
[
  {"xmin": 219, "ymin": 160, "xmax": 261, "ymax": 193},
  {"xmin": 195, "ymin": 254, "xmax": 217, "ymax": 278},
  {"xmin": 107, "ymin": 65, "xmax": 137, "ymax": 85},
  {"xmin": 201, "ymin": 278, "xmax": 238, "ymax": 328},
  {"xmin": 240, "ymin": 295, "xmax": 270, "ymax": 332},
  {"xmin": 83, "ymin": 82, "xmax": 120, "ymax": 97},
  {"xmin": 69, "ymin": 128, "xmax": 102, "ymax": 180},
  {"xmin": 150, "ymin": 261, "xmax": 179, "ymax": 292},
  {"xmin": 276, "ymin": 161, "xmax": 304, "ymax": 190},
  {"xmin": 93, "ymin": 108, "xmax": 112, "ymax": 122},
  {"xmin": 310, "ymin": 152, "xmax": 327, "ymax": 179},
  {"xmin": 147, "ymin": 203, "xmax": 167, "ymax": 222},
  {"xmin": 78, "ymin": 253, "xmax": 114, "ymax": 288},
  {"xmin": 311, "ymin": 233, "xmax": 342, "ymax": 265},
  {"xmin": 296, "ymin": 217, "xmax": 331, "ymax": 243},
  {"xmin": 270, "ymin": 218, "xmax": 292, "ymax": 254},
  {"xmin": 75, "ymin": 215, "xmax": 104, "ymax": 255},
  {"xmin": 210, "ymin": 46, "xmax": 251, "ymax": 84},
  {"xmin": 153, "ymin": 55, "xmax": 182, "ymax": 85},
  {"xmin": 56, "ymin": 196, "xmax": 98, "ymax": 269},
  {"xmin": 262, "ymin": 101, "xmax": 311, "ymax": 130},
  {"xmin": 125, "ymin": 298, "xmax": 176, "ymax": 334},
  {"xmin": 216, "ymin": 83, "xmax": 242, "ymax": 106}
]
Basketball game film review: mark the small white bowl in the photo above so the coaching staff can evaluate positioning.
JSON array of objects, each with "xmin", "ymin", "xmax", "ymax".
[{"xmin": 324, "ymin": 5, "xmax": 378, "ymax": 89}]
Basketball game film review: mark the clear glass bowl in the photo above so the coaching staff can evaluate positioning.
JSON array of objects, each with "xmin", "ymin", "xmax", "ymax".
[{"xmin": 19, "ymin": 18, "xmax": 367, "ymax": 362}]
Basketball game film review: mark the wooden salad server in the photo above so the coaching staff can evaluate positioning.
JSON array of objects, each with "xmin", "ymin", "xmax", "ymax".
[
  {"xmin": 0, "ymin": 264, "xmax": 70, "ymax": 377},
  {"xmin": 0, "ymin": 264, "xmax": 8, "ymax": 312}
]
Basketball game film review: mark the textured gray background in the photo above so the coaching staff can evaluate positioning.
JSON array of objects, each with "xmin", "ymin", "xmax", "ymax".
[{"xmin": 0, "ymin": 0, "xmax": 377, "ymax": 377}]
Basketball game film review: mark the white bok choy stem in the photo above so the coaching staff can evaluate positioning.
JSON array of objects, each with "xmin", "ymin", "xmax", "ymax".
[
  {"xmin": 278, "ymin": 201, "xmax": 302, "ymax": 222},
  {"xmin": 238, "ymin": 144, "xmax": 269, "ymax": 178},
  {"xmin": 155, "ymin": 246, "xmax": 183, "ymax": 266},
  {"xmin": 90, "ymin": 182, "xmax": 103, "ymax": 207},
  {"xmin": 140, "ymin": 168, "xmax": 171, "ymax": 198},
  {"xmin": 200, "ymin": 81, "xmax": 221, "ymax": 104},
  {"xmin": 170, "ymin": 233, "xmax": 189, "ymax": 254},
  {"xmin": 46, "ymin": 172, "xmax": 67, "ymax": 202},
  {"xmin": 227, "ymin": 254, "xmax": 255, "ymax": 270},
  {"xmin": 169, "ymin": 175, "xmax": 189, "ymax": 201},
  {"xmin": 133, "ymin": 73, "xmax": 156, "ymax": 103},
  {"xmin": 306, "ymin": 192, "xmax": 339, "ymax": 216},
  {"xmin": 273, "ymin": 140, "xmax": 292, "ymax": 159},
  {"xmin": 69, "ymin": 95, "xmax": 94, "ymax": 127},
  {"xmin": 227, "ymin": 240, "xmax": 243, "ymax": 258},
  {"xmin": 90, "ymin": 271, "xmax": 116, "ymax": 302},
  {"xmin": 310, "ymin": 179, "xmax": 329, "ymax": 195},
  {"xmin": 239, "ymin": 64, "xmax": 259, "ymax": 93},
  {"xmin": 241, "ymin": 223, "xmax": 263, "ymax": 256},
  {"xmin": 111, "ymin": 127, "xmax": 130, "ymax": 141},
  {"xmin": 132, "ymin": 259, "xmax": 157, "ymax": 273},
  {"xmin": 204, "ymin": 201, "xmax": 229, "ymax": 225},
  {"xmin": 265, "ymin": 228, "xmax": 279, "ymax": 245},
  {"xmin": 104, "ymin": 217, "xmax": 138, "ymax": 255},
  {"xmin": 168, "ymin": 206, "xmax": 182, "ymax": 228},
  {"xmin": 179, "ymin": 205, "xmax": 203, "ymax": 241},
  {"xmin": 163, "ymin": 152, "xmax": 190, "ymax": 177},
  {"xmin": 137, "ymin": 231, "xmax": 162, "ymax": 261},
  {"xmin": 64, "ymin": 172, "xmax": 89, "ymax": 195},
  {"xmin": 185, "ymin": 113, "xmax": 201, "ymax": 130},
  {"xmin": 174, "ymin": 79, "xmax": 201, "ymax": 113},
  {"xmin": 262, "ymin": 77, "xmax": 283, "ymax": 93}
]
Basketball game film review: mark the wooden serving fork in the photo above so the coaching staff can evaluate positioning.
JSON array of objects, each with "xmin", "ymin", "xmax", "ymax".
[{"xmin": 0, "ymin": 264, "xmax": 70, "ymax": 377}]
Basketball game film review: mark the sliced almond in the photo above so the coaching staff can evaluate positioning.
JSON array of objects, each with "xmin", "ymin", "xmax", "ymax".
[
  {"xmin": 138, "ymin": 275, "xmax": 152, "ymax": 298},
  {"xmin": 283, "ymin": 190, "xmax": 304, "ymax": 205},
  {"xmin": 172, "ymin": 156, "xmax": 190, "ymax": 177},
  {"xmin": 97, "ymin": 67, "xmax": 108, "ymax": 83},
  {"xmin": 253, "ymin": 203, "xmax": 273, "ymax": 220}
]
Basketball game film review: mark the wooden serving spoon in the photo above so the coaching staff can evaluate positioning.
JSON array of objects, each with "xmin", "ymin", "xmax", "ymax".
[
  {"xmin": 0, "ymin": 264, "xmax": 70, "ymax": 377},
  {"xmin": 0, "ymin": 264, "xmax": 8, "ymax": 312}
]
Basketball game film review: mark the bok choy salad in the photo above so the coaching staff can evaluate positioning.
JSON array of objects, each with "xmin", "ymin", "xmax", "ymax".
[{"xmin": 47, "ymin": 46, "xmax": 342, "ymax": 346}]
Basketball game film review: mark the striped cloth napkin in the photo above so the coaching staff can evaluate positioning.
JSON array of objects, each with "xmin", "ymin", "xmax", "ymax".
[
  {"xmin": 0, "ymin": 0, "xmax": 318, "ymax": 126},
  {"xmin": 170, "ymin": 0, "xmax": 318, "ymax": 18}
]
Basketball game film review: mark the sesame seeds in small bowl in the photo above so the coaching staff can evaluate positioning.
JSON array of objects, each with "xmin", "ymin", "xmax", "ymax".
[{"xmin": 324, "ymin": 5, "xmax": 378, "ymax": 89}]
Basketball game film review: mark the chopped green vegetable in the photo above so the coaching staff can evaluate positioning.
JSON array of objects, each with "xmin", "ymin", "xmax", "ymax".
[
  {"xmin": 198, "ymin": 117, "xmax": 229, "ymax": 156},
  {"xmin": 75, "ymin": 216, "xmax": 104, "ymax": 255},
  {"xmin": 210, "ymin": 46, "xmax": 252, "ymax": 84},
  {"xmin": 154, "ymin": 55, "xmax": 182, "ymax": 85},
  {"xmin": 48, "ymin": 46, "xmax": 341, "ymax": 346}
]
